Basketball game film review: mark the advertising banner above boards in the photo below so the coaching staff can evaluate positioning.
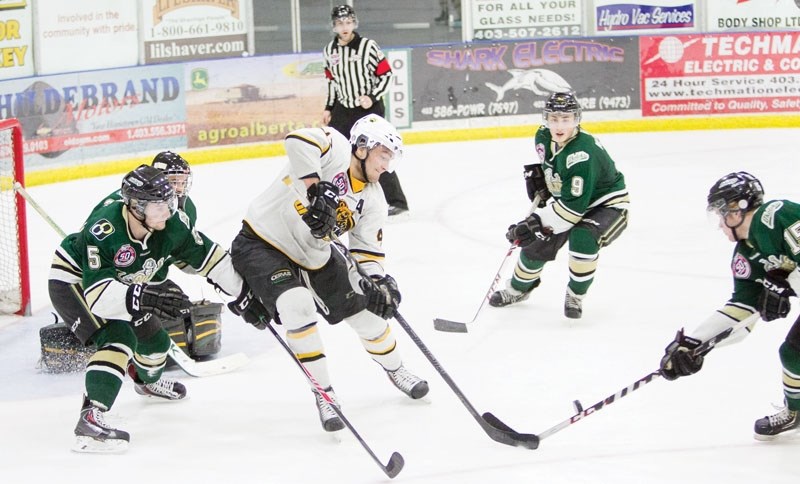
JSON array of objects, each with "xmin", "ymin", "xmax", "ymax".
[
  {"xmin": 32, "ymin": 0, "xmax": 138, "ymax": 76},
  {"xmin": 467, "ymin": 0, "xmax": 583, "ymax": 41},
  {"xmin": 593, "ymin": 0, "xmax": 698, "ymax": 36},
  {"xmin": 411, "ymin": 36, "xmax": 640, "ymax": 122},
  {"xmin": 0, "ymin": 64, "xmax": 186, "ymax": 167},
  {"xmin": 640, "ymin": 31, "xmax": 800, "ymax": 116},
  {"xmin": 0, "ymin": 1, "xmax": 33, "ymax": 80},
  {"xmin": 707, "ymin": 0, "xmax": 800, "ymax": 32},
  {"xmin": 185, "ymin": 53, "xmax": 325, "ymax": 148},
  {"xmin": 141, "ymin": 0, "xmax": 252, "ymax": 64}
]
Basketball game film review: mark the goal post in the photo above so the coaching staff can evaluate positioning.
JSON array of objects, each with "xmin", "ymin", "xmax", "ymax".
[{"xmin": 0, "ymin": 118, "xmax": 31, "ymax": 316}]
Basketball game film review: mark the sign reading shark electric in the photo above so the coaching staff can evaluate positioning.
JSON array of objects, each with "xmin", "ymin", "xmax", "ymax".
[{"xmin": 411, "ymin": 36, "xmax": 641, "ymax": 122}]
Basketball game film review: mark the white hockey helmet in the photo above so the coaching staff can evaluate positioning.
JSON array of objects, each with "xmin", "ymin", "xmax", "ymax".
[{"xmin": 349, "ymin": 114, "xmax": 403, "ymax": 171}]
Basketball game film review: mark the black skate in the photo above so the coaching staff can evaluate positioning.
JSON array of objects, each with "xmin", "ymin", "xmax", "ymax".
[
  {"xmin": 564, "ymin": 289, "xmax": 584, "ymax": 319},
  {"xmin": 754, "ymin": 402, "xmax": 800, "ymax": 440},
  {"xmin": 314, "ymin": 388, "xmax": 344, "ymax": 432},
  {"xmin": 130, "ymin": 363, "xmax": 187, "ymax": 401},
  {"xmin": 387, "ymin": 365, "xmax": 429, "ymax": 399},
  {"xmin": 73, "ymin": 395, "xmax": 130, "ymax": 453},
  {"xmin": 489, "ymin": 280, "xmax": 538, "ymax": 308}
]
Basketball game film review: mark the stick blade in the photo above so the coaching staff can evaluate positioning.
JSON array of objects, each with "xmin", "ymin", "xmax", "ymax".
[
  {"xmin": 384, "ymin": 452, "xmax": 405, "ymax": 479},
  {"xmin": 480, "ymin": 412, "xmax": 540, "ymax": 450},
  {"xmin": 170, "ymin": 348, "xmax": 250, "ymax": 378},
  {"xmin": 433, "ymin": 318, "xmax": 469, "ymax": 333}
]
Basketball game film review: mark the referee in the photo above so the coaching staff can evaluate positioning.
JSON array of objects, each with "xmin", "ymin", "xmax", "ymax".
[{"xmin": 322, "ymin": 4, "xmax": 410, "ymax": 217}]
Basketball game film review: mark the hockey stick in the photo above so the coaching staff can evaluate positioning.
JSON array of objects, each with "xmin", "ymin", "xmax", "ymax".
[
  {"xmin": 13, "ymin": 182, "xmax": 249, "ymax": 378},
  {"xmin": 433, "ymin": 196, "xmax": 540, "ymax": 333},
  {"xmin": 282, "ymin": 175, "xmax": 540, "ymax": 449},
  {"xmin": 263, "ymin": 320, "xmax": 404, "ymax": 479},
  {"xmin": 529, "ymin": 313, "xmax": 760, "ymax": 446}
]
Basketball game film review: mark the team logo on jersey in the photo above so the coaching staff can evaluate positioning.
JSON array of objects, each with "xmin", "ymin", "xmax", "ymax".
[
  {"xmin": 270, "ymin": 269, "xmax": 293, "ymax": 285},
  {"xmin": 114, "ymin": 245, "xmax": 136, "ymax": 267},
  {"xmin": 90, "ymin": 219, "xmax": 115, "ymax": 241},
  {"xmin": 330, "ymin": 52, "xmax": 341, "ymax": 66},
  {"xmin": 332, "ymin": 172, "xmax": 349, "ymax": 196},
  {"xmin": 760, "ymin": 201, "xmax": 782, "ymax": 229},
  {"xmin": 566, "ymin": 151, "xmax": 589, "ymax": 169},
  {"xmin": 731, "ymin": 253, "xmax": 751, "ymax": 279},
  {"xmin": 536, "ymin": 143, "xmax": 546, "ymax": 162},
  {"xmin": 336, "ymin": 200, "xmax": 354, "ymax": 235}
]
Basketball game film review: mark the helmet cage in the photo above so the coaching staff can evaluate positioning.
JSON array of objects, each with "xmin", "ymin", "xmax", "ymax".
[{"xmin": 151, "ymin": 151, "xmax": 193, "ymax": 198}]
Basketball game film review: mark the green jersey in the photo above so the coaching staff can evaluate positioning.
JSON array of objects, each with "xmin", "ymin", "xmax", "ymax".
[
  {"xmin": 747, "ymin": 200, "xmax": 800, "ymax": 273},
  {"xmin": 50, "ymin": 202, "xmax": 241, "ymax": 324},
  {"xmin": 534, "ymin": 126, "xmax": 629, "ymax": 234}
]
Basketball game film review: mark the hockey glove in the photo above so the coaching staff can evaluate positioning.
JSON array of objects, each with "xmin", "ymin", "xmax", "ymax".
[
  {"xmin": 126, "ymin": 282, "xmax": 191, "ymax": 320},
  {"xmin": 659, "ymin": 329, "xmax": 704, "ymax": 381},
  {"xmin": 505, "ymin": 213, "xmax": 550, "ymax": 247},
  {"xmin": 360, "ymin": 274, "xmax": 401, "ymax": 320},
  {"xmin": 759, "ymin": 270, "xmax": 796, "ymax": 322},
  {"xmin": 523, "ymin": 164, "xmax": 550, "ymax": 208},
  {"xmin": 302, "ymin": 181, "xmax": 340, "ymax": 239},
  {"xmin": 228, "ymin": 284, "xmax": 270, "ymax": 330}
]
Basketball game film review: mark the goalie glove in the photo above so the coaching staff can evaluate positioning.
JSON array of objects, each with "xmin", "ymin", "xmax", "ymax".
[
  {"xmin": 759, "ymin": 269, "xmax": 796, "ymax": 322},
  {"xmin": 302, "ymin": 181, "xmax": 340, "ymax": 239},
  {"xmin": 126, "ymin": 281, "xmax": 191, "ymax": 320},
  {"xmin": 360, "ymin": 274, "xmax": 401, "ymax": 320},
  {"xmin": 659, "ymin": 329, "xmax": 704, "ymax": 381},
  {"xmin": 523, "ymin": 164, "xmax": 550, "ymax": 208},
  {"xmin": 228, "ymin": 284, "xmax": 270, "ymax": 330},
  {"xmin": 505, "ymin": 213, "xmax": 550, "ymax": 247}
]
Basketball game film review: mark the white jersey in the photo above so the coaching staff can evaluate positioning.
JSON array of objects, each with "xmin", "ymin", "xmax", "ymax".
[{"xmin": 244, "ymin": 127, "xmax": 388, "ymax": 275}]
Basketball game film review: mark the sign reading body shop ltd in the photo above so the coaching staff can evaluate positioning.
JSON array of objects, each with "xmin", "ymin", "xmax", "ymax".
[
  {"xmin": 141, "ymin": 0, "xmax": 251, "ymax": 64},
  {"xmin": 706, "ymin": 0, "xmax": 800, "ymax": 32}
]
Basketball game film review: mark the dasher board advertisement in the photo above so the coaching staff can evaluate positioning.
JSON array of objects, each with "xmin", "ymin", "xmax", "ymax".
[
  {"xmin": 0, "ymin": 0, "xmax": 33, "ymax": 80},
  {"xmin": 706, "ymin": 0, "xmax": 800, "ymax": 32},
  {"xmin": 32, "ymin": 0, "xmax": 138, "ymax": 75},
  {"xmin": 468, "ymin": 0, "xmax": 582, "ymax": 41},
  {"xmin": 141, "ymin": 0, "xmax": 252, "ymax": 64},
  {"xmin": 594, "ymin": 0, "xmax": 698, "ymax": 35},
  {"xmin": 640, "ymin": 32, "xmax": 800, "ymax": 116}
]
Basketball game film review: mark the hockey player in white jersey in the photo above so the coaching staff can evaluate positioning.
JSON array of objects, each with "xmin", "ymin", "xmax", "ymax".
[{"xmin": 230, "ymin": 114, "xmax": 429, "ymax": 431}]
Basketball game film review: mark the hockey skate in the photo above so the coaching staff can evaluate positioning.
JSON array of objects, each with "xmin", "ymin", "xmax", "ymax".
[
  {"xmin": 314, "ymin": 388, "xmax": 344, "ymax": 432},
  {"xmin": 564, "ymin": 288, "xmax": 584, "ymax": 319},
  {"xmin": 489, "ymin": 280, "xmax": 538, "ymax": 308},
  {"xmin": 73, "ymin": 395, "xmax": 130, "ymax": 453},
  {"xmin": 387, "ymin": 365, "xmax": 429, "ymax": 399},
  {"xmin": 754, "ymin": 401, "xmax": 800, "ymax": 440},
  {"xmin": 129, "ymin": 363, "xmax": 187, "ymax": 401}
]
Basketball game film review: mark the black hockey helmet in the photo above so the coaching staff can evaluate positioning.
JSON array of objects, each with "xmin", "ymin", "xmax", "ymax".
[
  {"xmin": 707, "ymin": 171, "xmax": 764, "ymax": 217},
  {"xmin": 121, "ymin": 164, "xmax": 177, "ymax": 221},
  {"xmin": 331, "ymin": 4, "xmax": 358, "ymax": 28},
  {"xmin": 151, "ymin": 151, "xmax": 192, "ymax": 197},
  {"xmin": 543, "ymin": 91, "xmax": 581, "ymax": 124}
]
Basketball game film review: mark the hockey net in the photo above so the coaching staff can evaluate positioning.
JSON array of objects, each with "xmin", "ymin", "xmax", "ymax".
[{"xmin": 0, "ymin": 118, "xmax": 30, "ymax": 315}]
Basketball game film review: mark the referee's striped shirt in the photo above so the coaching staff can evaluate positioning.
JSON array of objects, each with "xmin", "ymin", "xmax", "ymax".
[{"xmin": 323, "ymin": 32, "xmax": 392, "ymax": 110}]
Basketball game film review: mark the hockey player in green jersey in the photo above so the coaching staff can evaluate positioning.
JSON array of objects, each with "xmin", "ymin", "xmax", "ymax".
[
  {"xmin": 490, "ymin": 92, "xmax": 630, "ymax": 318},
  {"xmin": 659, "ymin": 172, "xmax": 800, "ymax": 440},
  {"xmin": 48, "ymin": 165, "xmax": 265, "ymax": 453}
]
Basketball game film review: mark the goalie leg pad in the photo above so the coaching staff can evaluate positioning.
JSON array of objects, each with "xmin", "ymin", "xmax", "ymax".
[
  {"xmin": 187, "ymin": 301, "xmax": 224, "ymax": 358},
  {"xmin": 39, "ymin": 321, "xmax": 95, "ymax": 373}
]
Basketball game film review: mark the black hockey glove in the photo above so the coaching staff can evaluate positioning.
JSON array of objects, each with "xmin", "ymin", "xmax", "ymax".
[
  {"xmin": 360, "ymin": 274, "xmax": 401, "ymax": 320},
  {"xmin": 759, "ymin": 270, "xmax": 796, "ymax": 322},
  {"xmin": 505, "ymin": 213, "xmax": 550, "ymax": 247},
  {"xmin": 659, "ymin": 329, "xmax": 705, "ymax": 381},
  {"xmin": 126, "ymin": 282, "xmax": 191, "ymax": 320},
  {"xmin": 228, "ymin": 284, "xmax": 270, "ymax": 330},
  {"xmin": 523, "ymin": 164, "xmax": 550, "ymax": 208},
  {"xmin": 302, "ymin": 181, "xmax": 340, "ymax": 239}
]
